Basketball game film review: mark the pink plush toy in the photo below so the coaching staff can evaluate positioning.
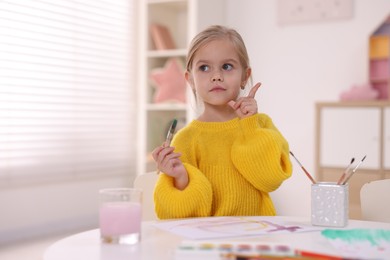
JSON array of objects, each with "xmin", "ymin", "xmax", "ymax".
[{"xmin": 339, "ymin": 83, "xmax": 379, "ymax": 101}]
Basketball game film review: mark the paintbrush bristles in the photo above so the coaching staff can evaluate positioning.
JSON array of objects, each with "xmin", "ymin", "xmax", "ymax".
[
  {"xmin": 166, "ymin": 119, "xmax": 177, "ymax": 139},
  {"xmin": 337, "ymin": 157, "xmax": 355, "ymax": 185},
  {"xmin": 342, "ymin": 155, "xmax": 366, "ymax": 185}
]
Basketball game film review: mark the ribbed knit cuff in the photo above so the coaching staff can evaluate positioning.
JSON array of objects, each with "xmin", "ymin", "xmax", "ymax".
[{"xmin": 154, "ymin": 163, "xmax": 213, "ymax": 219}]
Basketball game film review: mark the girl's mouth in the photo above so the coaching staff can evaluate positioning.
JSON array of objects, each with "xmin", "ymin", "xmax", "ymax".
[{"xmin": 210, "ymin": 86, "xmax": 226, "ymax": 92}]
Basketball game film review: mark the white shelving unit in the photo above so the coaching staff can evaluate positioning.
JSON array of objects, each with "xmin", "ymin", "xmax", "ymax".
[{"xmin": 137, "ymin": 0, "xmax": 225, "ymax": 175}]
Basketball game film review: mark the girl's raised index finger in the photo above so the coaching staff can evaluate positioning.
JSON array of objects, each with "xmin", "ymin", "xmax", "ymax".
[{"xmin": 247, "ymin": 82, "xmax": 262, "ymax": 98}]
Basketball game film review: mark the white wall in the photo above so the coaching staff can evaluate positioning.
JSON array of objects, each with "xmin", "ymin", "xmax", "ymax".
[
  {"xmin": 226, "ymin": 0, "xmax": 390, "ymax": 216},
  {"xmin": 2, "ymin": 2, "xmax": 389, "ymax": 245}
]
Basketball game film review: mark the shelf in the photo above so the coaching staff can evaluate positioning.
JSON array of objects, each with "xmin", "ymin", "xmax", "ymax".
[
  {"xmin": 370, "ymin": 78, "xmax": 389, "ymax": 83},
  {"xmin": 369, "ymin": 56, "xmax": 390, "ymax": 61},
  {"xmin": 148, "ymin": 0, "xmax": 187, "ymax": 7},
  {"xmin": 315, "ymin": 102, "xmax": 390, "ymax": 220},
  {"xmin": 138, "ymin": 0, "xmax": 225, "ymax": 175},
  {"xmin": 148, "ymin": 49, "xmax": 187, "ymax": 58},
  {"xmin": 147, "ymin": 0, "xmax": 188, "ymax": 51},
  {"xmin": 146, "ymin": 103, "xmax": 187, "ymax": 111},
  {"xmin": 318, "ymin": 167, "xmax": 382, "ymax": 175},
  {"xmin": 316, "ymin": 100, "xmax": 390, "ymax": 107}
]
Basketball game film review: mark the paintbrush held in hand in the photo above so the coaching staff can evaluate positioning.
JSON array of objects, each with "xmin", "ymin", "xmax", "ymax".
[{"xmin": 156, "ymin": 119, "xmax": 178, "ymax": 175}]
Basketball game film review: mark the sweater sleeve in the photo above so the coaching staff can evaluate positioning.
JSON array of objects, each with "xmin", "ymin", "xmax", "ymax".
[
  {"xmin": 231, "ymin": 114, "xmax": 292, "ymax": 193},
  {"xmin": 153, "ymin": 163, "xmax": 213, "ymax": 219}
]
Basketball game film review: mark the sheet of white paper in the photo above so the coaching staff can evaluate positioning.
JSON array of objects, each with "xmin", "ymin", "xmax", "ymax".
[{"xmin": 153, "ymin": 216, "xmax": 322, "ymax": 240}]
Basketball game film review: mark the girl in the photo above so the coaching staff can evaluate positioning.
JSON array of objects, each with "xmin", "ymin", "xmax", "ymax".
[{"xmin": 152, "ymin": 25, "xmax": 292, "ymax": 219}]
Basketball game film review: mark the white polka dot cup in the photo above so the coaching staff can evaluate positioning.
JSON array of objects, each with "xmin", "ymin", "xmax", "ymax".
[{"xmin": 311, "ymin": 182, "xmax": 349, "ymax": 227}]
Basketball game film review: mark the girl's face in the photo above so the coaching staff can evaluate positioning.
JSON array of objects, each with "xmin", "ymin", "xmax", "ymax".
[{"xmin": 186, "ymin": 39, "xmax": 249, "ymax": 107}]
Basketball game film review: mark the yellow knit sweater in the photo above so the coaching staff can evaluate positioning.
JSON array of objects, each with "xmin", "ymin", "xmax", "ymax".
[{"xmin": 154, "ymin": 114, "xmax": 292, "ymax": 219}]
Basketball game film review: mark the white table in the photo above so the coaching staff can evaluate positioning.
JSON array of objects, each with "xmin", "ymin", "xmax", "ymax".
[{"xmin": 43, "ymin": 216, "xmax": 390, "ymax": 260}]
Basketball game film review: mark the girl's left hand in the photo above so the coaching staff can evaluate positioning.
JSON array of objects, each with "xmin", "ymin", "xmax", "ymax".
[{"xmin": 228, "ymin": 82, "xmax": 261, "ymax": 118}]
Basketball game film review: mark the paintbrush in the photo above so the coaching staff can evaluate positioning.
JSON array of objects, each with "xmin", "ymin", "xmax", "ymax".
[
  {"xmin": 156, "ymin": 119, "xmax": 177, "ymax": 174},
  {"xmin": 164, "ymin": 118, "xmax": 177, "ymax": 147},
  {"xmin": 342, "ymin": 155, "xmax": 366, "ymax": 185},
  {"xmin": 337, "ymin": 157, "xmax": 355, "ymax": 185},
  {"xmin": 289, "ymin": 151, "xmax": 316, "ymax": 184}
]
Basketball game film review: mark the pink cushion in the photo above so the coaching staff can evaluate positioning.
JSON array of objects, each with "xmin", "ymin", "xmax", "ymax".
[{"xmin": 339, "ymin": 84, "xmax": 379, "ymax": 101}]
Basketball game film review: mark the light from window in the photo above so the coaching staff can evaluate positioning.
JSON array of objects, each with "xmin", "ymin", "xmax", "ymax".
[{"xmin": 0, "ymin": 0, "xmax": 137, "ymax": 184}]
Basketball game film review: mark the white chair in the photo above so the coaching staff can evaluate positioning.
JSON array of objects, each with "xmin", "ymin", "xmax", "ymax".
[
  {"xmin": 360, "ymin": 179, "xmax": 390, "ymax": 222},
  {"xmin": 133, "ymin": 171, "xmax": 159, "ymax": 221}
]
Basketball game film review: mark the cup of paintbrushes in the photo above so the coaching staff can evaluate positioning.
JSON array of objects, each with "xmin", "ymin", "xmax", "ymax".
[{"xmin": 311, "ymin": 182, "xmax": 349, "ymax": 227}]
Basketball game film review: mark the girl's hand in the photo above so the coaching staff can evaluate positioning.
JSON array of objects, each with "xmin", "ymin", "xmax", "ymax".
[
  {"xmin": 228, "ymin": 82, "xmax": 261, "ymax": 119},
  {"xmin": 152, "ymin": 144, "xmax": 188, "ymax": 190}
]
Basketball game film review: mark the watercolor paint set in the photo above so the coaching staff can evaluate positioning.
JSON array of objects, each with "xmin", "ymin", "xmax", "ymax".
[
  {"xmin": 175, "ymin": 241, "xmax": 305, "ymax": 260},
  {"xmin": 174, "ymin": 240, "xmax": 368, "ymax": 260}
]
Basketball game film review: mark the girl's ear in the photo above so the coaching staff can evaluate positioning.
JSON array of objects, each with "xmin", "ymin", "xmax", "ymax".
[
  {"xmin": 241, "ymin": 67, "xmax": 252, "ymax": 88},
  {"xmin": 185, "ymin": 71, "xmax": 195, "ymax": 89}
]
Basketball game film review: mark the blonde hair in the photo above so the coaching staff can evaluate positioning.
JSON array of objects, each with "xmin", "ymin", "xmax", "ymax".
[{"xmin": 186, "ymin": 25, "xmax": 251, "ymax": 75}]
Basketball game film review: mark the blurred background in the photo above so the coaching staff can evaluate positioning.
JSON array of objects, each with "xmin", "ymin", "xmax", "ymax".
[{"xmin": 1, "ymin": 0, "xmax": 389, "ymax": 258}]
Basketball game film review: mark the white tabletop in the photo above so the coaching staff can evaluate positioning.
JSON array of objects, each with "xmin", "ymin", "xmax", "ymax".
[{"xmin": 43, "ymin": 216, "xmax": 390, "ymax": 260}]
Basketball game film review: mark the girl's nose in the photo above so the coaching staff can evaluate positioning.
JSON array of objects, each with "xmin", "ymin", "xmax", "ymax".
[{"xmin": 211, "ymin": 72, "xmax": 223, "ymax": 82}]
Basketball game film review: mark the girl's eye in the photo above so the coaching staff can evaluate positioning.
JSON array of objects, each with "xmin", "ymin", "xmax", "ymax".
[
  {"xmin": 222, "ymin": 63, "xmax": 233, "ymax": 71},
  {"xmin": 199, "ymin": 65, "xmax": 209, "ymax": 72}
]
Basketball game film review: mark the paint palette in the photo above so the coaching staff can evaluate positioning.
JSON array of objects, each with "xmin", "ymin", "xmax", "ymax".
[{"xmin": 175, "ymin": 241, "xmax": 295, "ymax": 260}]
